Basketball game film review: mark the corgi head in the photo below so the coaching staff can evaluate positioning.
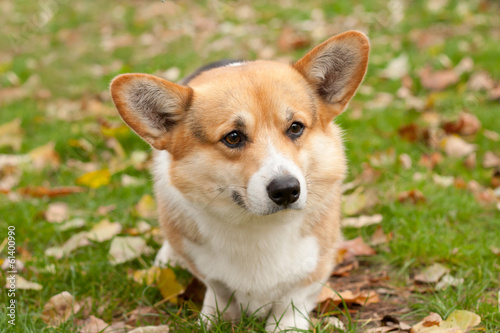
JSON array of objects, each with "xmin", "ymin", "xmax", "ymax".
[{"xmin": 111, "ymin": 31, "xmax": 369, "ymax": 217}]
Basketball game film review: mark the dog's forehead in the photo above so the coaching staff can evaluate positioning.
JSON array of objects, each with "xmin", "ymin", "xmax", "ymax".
[{"xmin": 187, "ymin": 61, "xmax": 317, "ymax": 123}]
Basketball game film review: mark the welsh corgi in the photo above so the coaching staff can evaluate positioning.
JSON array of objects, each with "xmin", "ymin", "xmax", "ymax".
[{"xmin": 110, "ymin": 30, "xmax": 369, "ymax": 332}]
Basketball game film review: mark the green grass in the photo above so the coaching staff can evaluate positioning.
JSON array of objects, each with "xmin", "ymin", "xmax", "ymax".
[{"xmin": 1, "ymin": 0, "xmax": 500, "ymax": 332}]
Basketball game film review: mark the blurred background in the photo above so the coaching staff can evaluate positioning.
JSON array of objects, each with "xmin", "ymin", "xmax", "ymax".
[{"xmin": 1, "ymin": 0, "xmax": 499, "ymax": 332}]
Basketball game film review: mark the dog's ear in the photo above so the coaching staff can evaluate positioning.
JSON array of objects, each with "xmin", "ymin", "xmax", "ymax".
[
  {"xmin": 294, "ymin": 31, "xmax": 369, "ymax": 121},
  {"xmin": 110, "ymin": 74, "xmax": 192, "ymax": 150}
]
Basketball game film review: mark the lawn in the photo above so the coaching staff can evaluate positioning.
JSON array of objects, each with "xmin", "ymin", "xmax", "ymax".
[{"xmin": 1, "ymin": 0, "xmax": 499, "ymax": 332}]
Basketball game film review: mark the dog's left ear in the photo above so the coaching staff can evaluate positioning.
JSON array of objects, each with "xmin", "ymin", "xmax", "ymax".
[{"xmin": 294, "ymin": 31, "xmax": 369, "ymax": 121}]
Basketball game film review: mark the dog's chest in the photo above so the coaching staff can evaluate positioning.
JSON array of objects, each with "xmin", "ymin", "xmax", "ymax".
[{"xmin": 185, "ymin": 220, "xmax": 319, "ymax": 296}]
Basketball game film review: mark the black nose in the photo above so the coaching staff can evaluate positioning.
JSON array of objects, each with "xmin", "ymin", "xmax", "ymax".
[{"xmin": 267, "ymin": 176, "xmax": 301, "ymax": 206}]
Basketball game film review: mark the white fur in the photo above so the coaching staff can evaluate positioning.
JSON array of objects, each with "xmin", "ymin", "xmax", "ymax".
[
  {"xmin": 246, "ymin": 142, "xmax": 307, "ymax": 215},
  {"xmin": 153, "ymin": 149, "xmax": 321, "ymax": 331}
]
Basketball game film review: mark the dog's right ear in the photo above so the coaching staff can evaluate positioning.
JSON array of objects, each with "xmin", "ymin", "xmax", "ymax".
[{"xmin": 110, "ymin": 74, "xmax": 192, "ymax": 150}]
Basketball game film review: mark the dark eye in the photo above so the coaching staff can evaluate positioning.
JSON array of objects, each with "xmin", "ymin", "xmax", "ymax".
[
  {"xmin": 222, "ymin": 131, "xmax": 245, "ymax": 148},
  {"xmin": 287, "ymin": 122, "xmax": 305, "ymax": 139}
]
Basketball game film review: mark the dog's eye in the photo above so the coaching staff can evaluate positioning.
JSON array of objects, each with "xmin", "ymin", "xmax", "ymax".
[
  {"xmin": 287, "ymin": 122, "xmax": 305, "ymax": 139},
  {"xmin": 222, "ymin": 131, "xmax": 245, "ymax": 148}
]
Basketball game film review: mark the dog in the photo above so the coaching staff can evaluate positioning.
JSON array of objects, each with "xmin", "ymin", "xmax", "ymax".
[{"xmin": 110, "ymin": 30, "xmax": 369, "ymax": 332}]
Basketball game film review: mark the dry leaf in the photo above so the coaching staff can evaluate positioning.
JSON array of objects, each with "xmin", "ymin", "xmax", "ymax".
[
  {"xmin": 343, "ymin": 214, "xmax": 383, "ymax": 228},
  {"xmin": 109, "ymin": 236, "xmax": 153, "ymax": 265},
  {"xmin": 414, "ymin": 263, "xmax": 450, "ymax": 283},
  {"xmin": 77, "ymin": 315, "xmax": 109, "ymax": 333},
  {"xmin": 420, "ymin": 66, "xmax": 459, "ymax": 91},
  {"xmin": 45, "ymin": 202, "xmax": 70, "ymax": 223},
  {"xmin": 435, "ymin": 274, "xmax": 464, "ymax": 290},
  {"xmin": 18, "ymin": 186, "xmax": 85, "ymax": 198},
  {"xmin": 400, "ymin": 153, "xmax": 412, "ymax": 169},
  {"xmin": 158, "ymin": 267, "xmax": 185, "ymax": 301},
  {"xmin": 317, "ymin": 284, "xmax": 380, "ymax": 312},
  {"xmin": 136, "ymin": 194, "xmax": 157, "ymax": 218},
  {"xmin": 371, "ymin": 226, "xmax": 390, "ymax": 246},
  {"xmin": 0, "ymin": 118, "xmax": 23, "ymax": 151},
  {"xmin": 5, "ymin": 275, "xmax": 42, "ymax": 290},
  {"xmin": 87, "ymin": 219, "xmax": 122, "ymax": 243},
  {"xmin": 441, "ymin": 136, "xmax": 477, "ymax": 158},
  {"xmin": 128, "ymin": 326, "xmax": 170, "ymax": 333},
  {"xmin": 419, "ymin": 152, "xmax": 444, "ymax": 169},
  {"xmin": 411, "ymin": 310, "xmax": 480, "ymax": 333},
  {"xmin": 45, "ymin": 231, "xmax": 90, "ymax": 259},
  {"xmin": 369, "ymin": 148, "xmax": 396, "ymax": 167},
  {"xmin": 483, "ymin": 151, "xmax": 500, "ymax": 168},
  {"xmin": 489, "ymin": 85, "xmax": 500, "ymax": 101},
  {"xmin": 132, "ymin": 266, "xmax": 161, "ymax": 285},
  {"xmin": 467, "ymin": 71, "xmax": 495, "ymax": 91},
  {"xmin": 28, "ymin": 142, "xmax": 61, "ymax": 170},
  {"xmin": 380, "ymin": 53, "xmax": 409, "ymax": 80},
  {"xmin": 277, "ymin": 26, "xmax": 310, "ymax": 52},
  {"xmin": 442, "ymin": 113, "xmax": 481, "ymax": 136},
  {"xmin": 126, "ymin": 306, "xmax": 161, "ymax": 326},
  {"xmin": 338, "ymin": 237, "xmax": 376, "ymax": 256},
  {"xmin": 432, "ymin": 174, "xmax": 454, "ymax": 187},
  {"xmin": 58, "ymin": 218, "xmax": 86, "ymax": 231},
  {"xmin": 41, "ymin": 291, "xmax": 81, "ymax": 327},
  {"xmin": 398, "ymin": 189, "xmax": 426, "ymax": 204},
  {"xmin": 76, "ymin": 169, "xmax": 111, "ymax": 189}
]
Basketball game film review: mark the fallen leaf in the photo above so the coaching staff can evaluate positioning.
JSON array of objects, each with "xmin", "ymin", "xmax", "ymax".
[
  {"xmin": 317, "ymin": 284, "xmax": 380, "ymax": 312},
  {"xmin": 441, "ymin": 136, "xmax": 477, "ymax": 158},
  {"xmin": 489, "ymin": 85, "xmax": 500, "ymax": 101},
  {"xmin": 467, "ymin": 71, "xmax": 495, "ymax": 91},
  {"xmin": 483, "ymin": 151, "xmax": 500, "ymax": 168},
  {"xmin": 419, "ymin": 152, "xmax": 444, "ymax": 169},
  {"xmin": 87, "ymin": 219, "xmax": 122, "ymax": 243},
  {"xmin": 277, "ymin": 26, "xmax": 310, "ymax": 52},
  {"xmin": 5, "ymin": 275, "xmax": 42, "ymax": 290},
  {"xmin": 136, "ymin": 194, "xmax": 157, "ymax": 218},
  {"xmin": 0, "ymin": 118, "xmax": 23, "ymax": 151},
  {"xmin": 398, "ymin": 123, "xmax": 425, "ymax": 142},
  {"xmin": 126, "ymin": 306, "xmax": 161, "ymax": 326},
  {"xmin": 398, "ymin": 189, "xmax": 426, "ymax": 204},
  {"xmin": 343, "ymin": 214, "xmax": 383, "ymax": 228},
  {"xmin": 365, "ymin": 93, "xmax": 394, "ymax": 110},
  {"xmin": 97, "ymin": 204, "xmax": 116, "ymax": 215},
  {"xmin": 414, "ymin": 263, "xmax": 450, "ymax": 283},
  {"xmin": 128, "ymin": 326, "xmax": 170, "ymax": 333},
  {"xmin": 442, "ymin": 113, "xmax": 481, "ymax": 136},
  {"xmin": 132, "ymin": 266, "xmax": 161, "ymax": 285},
  {"xmin": 483, "ymin": 130, "xmax": 500, "ymax": 142},
  {"xmin": 443, "ymin": 310, "xmax": 481, "ymax": 331},
  {"xmin": 45, "ymin": 202, "xmax": 70, "ymax": 223},
  {"xmin": 58, "ymin": 218, "xmax": 86, "ymax": 231},
  {"xmin": 435, "ymin": 274, "xmax": 464, "ymax": 290},
  {"xmin": 45, "ymin": 231, "xmax": 90, "ymax": 259},
  {"xmin": 411, "ymin": 310, "xmax": 481, "ymax": 333},
  {"xmin": 380, "ymin": 53, "xmax": 409, "ymax": 80},
  {"xmin": 432, "ymin": 174, "xmax": 454, "ymax": 187},
  {"xmin": 158, "ymin": 267, "xmax": 185, "ymax": 301},
  {"xmin": 338, "ymin": 237, "xmax": 376, "ymax": 256},
  {"xmin": 400, "ymin": 153, "xmax": 412, "ymax": 169},
  {"xmin": 41, "ymin": 291, "xmax": 81, "ymax": 327},
  {"xmin": 420, "ymin": 66, "xmax": 459, "ymax": 91},
  {"xmin": 369, "ymin": 148, "xmax": 396, "ymax": 167},
  {"xmin": 18, "ymin": 186, "xmax": 85, "ymax": 198},
  {"xmin": 0, "ymin": 155, "xmax": 25, "ymax": 191},
  {"xmin": 371, "ymin": 226, "xmax": 390, "ymax": 246},
  {"xmin": 76, "ymin": 169, "xmax": 111, "ymax": 189},
  {"xmin": 28, "ymin": 142, "xmax": 61, "ymax": 170},
  {"xmin": 77, "ymin": 315, "xmax": 109, "ymax": 333},
  {"xmin": 109, "ymin": 236, "xmax": 153, "ymax": 265}
]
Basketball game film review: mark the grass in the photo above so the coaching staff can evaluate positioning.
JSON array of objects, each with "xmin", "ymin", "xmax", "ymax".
[{"xmin": 1, "ymin": 0, "xmax": 499, "ymax": 332}]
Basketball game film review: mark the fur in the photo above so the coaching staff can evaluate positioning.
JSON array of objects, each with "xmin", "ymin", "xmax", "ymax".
[{"xmin": 110, "ymin": 31, "xmax": 370, "ymax": 332}]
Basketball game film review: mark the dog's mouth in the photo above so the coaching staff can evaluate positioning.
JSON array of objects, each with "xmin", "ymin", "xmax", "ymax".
[{"xmin": 231, "ymin": 190, "xmax": 301, "ymax": 216}]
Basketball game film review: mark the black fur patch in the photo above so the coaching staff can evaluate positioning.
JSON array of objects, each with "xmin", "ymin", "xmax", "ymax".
[
  {"xmin": 180, "ymin": 59, "xmax": 242, "ymax": 85},
  {"xmin": 231, "ymin": 191, "xmax": 246, "ymax": 209}
]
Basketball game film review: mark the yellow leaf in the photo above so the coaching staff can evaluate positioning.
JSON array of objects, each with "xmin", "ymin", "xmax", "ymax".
[
  {"xmin": 28, "ymin": 142, "xmax": 60, "ymax": 170},
  {"xmin": 76, "ymin": 169, "xmax": 110, "ymax": 189},
  {"xmin": 157, "ymin": 268, "xmax": 185, "ymax": 302},
  {"xmin": 0, "ymin": 118, "xmax": 23, "ymax": 151},
  {"xmin": 136, "ymin": 194, "xmax": 156, "ymax": 218},
  {"xmin": 441, "ymin": 310, "xmax": 481, "ymax": 331},
  {"xmin": 132, "ymin": 266, "xmax": 161, "ymax": 285},
  {"xmin": 100, "ymin": 124, "xmax": 130, "ymax": 138}
]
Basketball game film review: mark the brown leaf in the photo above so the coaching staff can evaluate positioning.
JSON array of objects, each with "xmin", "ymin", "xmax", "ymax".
[
  {"xmin": 0, "ymin": 118, "xmax": 23, "ymax": 151},
  {"xmin": 77, "ymin": 315, "xmax": 109, "ymax": 333},
  {"xmin": 398, "ymin": 189, "xmax": 426, "ymax": 204},
  {"xmin": 338, "ymin": 237, "xmax": 376, "ymax": 256},
  {"xmin": 87, "ymin": 219, "xmax": 122, "ymax": 243},
  {"xmin": 420, "ymin": 66, "xmax": 459, "ymax": 91},
  {"xmin": 5, "ymin": 275, "xmax": 42, "ymax": 290},
  {"xmin": 28, "ymin": 142, "xmax": 61, "ymax": 170},
  {"xmin": 483, "ymin": 151, "xmax": 500, "ymax": 168},
  {"xmin": 277, "ymin": 26, "xmax": 311, "ymax": 52},
  {"xmin": 41, "ymin": 291, "xmax": 81, "ymax": 327},
  {"xmin": 317, "ymin": 284, "xmax": 380, "ymax": 312},
  {"xmin": 398, "ymin": 123, "xmax": 425, "ymax": 142},
  {"xmin": 489, "ymin": 85, "xmax": 500, "ymax": 101},
  {"xmin": 467, "ymin": 71, "xmax": 495, "ymax": 91},
  {"xmin": 128, "ymin": 326, "xmax": 170, "ymax": 333},
  {"xmin": 442, "ymin": 113, "xmax": 481, "ymax": 136},
  {"xmin": 18, "ymin": 186, "xmax": 85, "ymax": 198},
  {"xmin": 419, "ymin": 152, "xmax": 444, "ymax": 169},
  {"xmin": 371, "ymin": 226, "xmax": 391, "ymax": 246},
  {"xmin": 126, "ymin": 306, "xmax": 161, "ymax": 326},
  {"xmin": 441, "ymin": 136, "xmax": 477, "ymax": 158}
]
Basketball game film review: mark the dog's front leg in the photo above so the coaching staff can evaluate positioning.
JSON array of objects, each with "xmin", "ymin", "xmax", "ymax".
[
  {"xmin": 200, "ymin": 281, "xmax": 240, "ymax": 327},
  {"xmin": 265, "ymin": 283, "xmax": 322, "ymax": 332}
]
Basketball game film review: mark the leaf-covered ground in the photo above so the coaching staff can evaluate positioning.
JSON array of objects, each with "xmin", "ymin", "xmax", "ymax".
[{"xmin": 1, "ymin": 0, "xmax": 499, "ymax": 332}]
